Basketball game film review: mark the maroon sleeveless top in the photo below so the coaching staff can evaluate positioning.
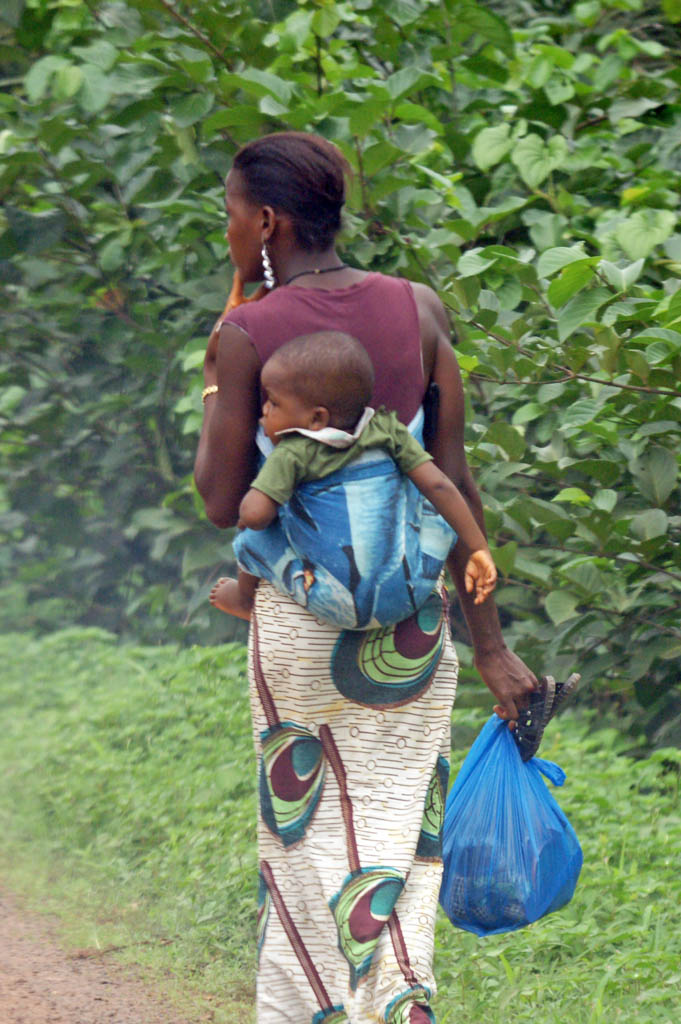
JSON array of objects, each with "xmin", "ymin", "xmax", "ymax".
[{"xmin": 222, "ymin": 273, "xmax": 424, "ymax": 425}]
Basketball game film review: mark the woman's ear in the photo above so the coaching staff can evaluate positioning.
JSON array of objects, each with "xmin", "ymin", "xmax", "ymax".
[
  {"xmin": 309, "ymin": 406, "xmax": 330, "ymax": 430},
  {"xmin": 261, "ymin": 204, "xmax": 276, "ymax": 241}
]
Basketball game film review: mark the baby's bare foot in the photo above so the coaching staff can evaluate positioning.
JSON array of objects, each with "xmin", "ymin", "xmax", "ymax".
[
  {"xmin": 210, "ymin": 577, "xmax": 225, "ymax": 604},
  {"xmin": 209, "ymin": 577, "xmax": 252, "ymax": 620}
]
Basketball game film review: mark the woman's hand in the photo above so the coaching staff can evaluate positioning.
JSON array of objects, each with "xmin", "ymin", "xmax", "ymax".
[{"xmin": 474, "ymin": 645, "xmax": 538, "ymax": 726}]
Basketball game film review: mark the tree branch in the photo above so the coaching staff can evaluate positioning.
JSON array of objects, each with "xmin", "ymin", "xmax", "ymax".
[
  {"xmin": 468, "ymin": 323, "xmax": 681, "ymax": 397},
  {"xmin": 156, "ymin": 0, "xmax": 233, "ymax": 68},
  {"xmin": 505, "ymin": 575, "xmax": 681, "ymax": 637},
  {"xmin": 353, "ymin": 137, "xmax": 372, "ymax": 219}
]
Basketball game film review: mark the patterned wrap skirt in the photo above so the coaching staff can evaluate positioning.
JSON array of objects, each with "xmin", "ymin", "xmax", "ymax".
[{"xmin": 249, "ymin": 579, "xmax": 459, "ymax": 1023}]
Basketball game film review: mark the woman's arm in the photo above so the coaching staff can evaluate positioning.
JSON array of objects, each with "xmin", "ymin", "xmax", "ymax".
[
  {"xmin": 412, "ymin": 283, "xmax": 538, "ymax": 720},
  {"xmin": 194, "ymin": 322, "xmax": 262, "ymax": 528}
]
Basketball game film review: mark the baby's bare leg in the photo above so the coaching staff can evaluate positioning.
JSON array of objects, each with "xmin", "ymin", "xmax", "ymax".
[{"xmin": 209, "ymin": 570, "xmax": 257, "ymax": 620}]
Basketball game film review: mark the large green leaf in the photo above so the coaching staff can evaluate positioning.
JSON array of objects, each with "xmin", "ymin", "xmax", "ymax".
[
  {"xmin": 616, "ymin": 210, "xmax": 677, "ymax": 260},
  {"xmin": 561, "ymin": 399, "xmax": 603, "ymax": 428},
  {"xmin": 632, "ymin": 448, "xmax": 679, "ymax": 506},
  {"xmin": 537, "ymin": 246, "xmax": 591, "ymax": 278},
  {"xmin": 547, "ymin": 261, "xmax": 596, "ymax": 306},
  {"xmin": 172, "ymin": 92, "xmax": 214, "ymax": 127},
  {"xmin": 544, "ymin": 72, "xmax": 575, "ymax": 106},
  {"xmin": 385, "ymin": 67, "xmax": 440, "ymax": 100},
  {"xmin": 471, "ymin": 124, "xmax": 512, "ymax": 171},
  {"xmin": 598, "ymin": 259, "xmax": 644, "ymax": 291},
  {"xmin": 552, "ymin": 487, "xmax": 592, "ymax": 505},
  {"xmin": 630, "ymin": 328, "xmax": 681, "ymax": 349},
  {"xmin": 72, "ymin": 41, "xmax": 118, "ymax": 72},
  {"xmin": 55, "ymin": 65, "xmax": 84, "ymax": 100},
  {"xmin": 383, "ymin": 0, "xmax": 425, "ymax": 26},
  {"xmin": 630, "ymin": 509, "xmax": 669, "ymax": 540},
  {"xmin": 219, "ymin": 68, "xmax": 294, "ymax": 103},
  {"xmin": 558, "ymin": 287, "xmax": 611, "ymax": 341},
  {"xmin": 78, "ymin": 64, "xmax": 112, "ymax": 113},
  {"xmin": 545, "ymin": 590, "xmax": 579, "ymax": 625},
  {"xmin": 458, "ymin": 3, "xmax": 514, "ymax": 56},
  {"xmin": 483, "ymin": 421, "xmax": 526, "ymax": 459},
  {"xmin": 511, "ymin": 134, "xmax": 568, "ymax": 189},
  {"xmin": 311, "ymin": 3, "xmax": 341, "ymax": 35},
  {"xmin": 572, "ymin": 459, "xmax": 620, "ymax": 485},
  {"xmin": 24, "ymin": 55, "xmax": 69, "ymax": 100},
  {"xmin": 457, "ymin": 248, "xmax": 498, "ymax": 277}
]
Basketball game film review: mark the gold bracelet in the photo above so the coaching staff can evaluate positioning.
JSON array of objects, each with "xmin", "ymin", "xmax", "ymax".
[{"xmin": 202, "ymin": 385, "xmax": 219, "ymax": 404}]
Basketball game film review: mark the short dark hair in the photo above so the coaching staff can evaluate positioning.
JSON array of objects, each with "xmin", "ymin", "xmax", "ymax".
[
  {"xmin": 232, "ymin": 132, "xmax": 350, "ymax": 251},
  {"xmin": 267, "ymin": 332, "xmax": 374, "ymax": 430}
]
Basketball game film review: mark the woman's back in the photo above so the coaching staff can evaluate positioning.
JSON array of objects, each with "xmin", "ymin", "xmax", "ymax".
[{"xmin": 223, "ymin": 272, "xmax": 425, "ymax": 425}]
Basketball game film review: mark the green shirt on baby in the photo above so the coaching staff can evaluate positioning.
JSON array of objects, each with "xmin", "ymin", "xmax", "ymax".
[{"xmin": 251, "ymin": 406, "xmax": 432, "ymax": 506}]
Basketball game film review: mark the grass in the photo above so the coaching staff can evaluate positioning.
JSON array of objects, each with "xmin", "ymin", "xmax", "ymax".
[
  {"xmin": 434, "ymin": 713, "xmax": 681, "ymax": 1024},
  {"xmin": 0, "ymin": 628, "xmax": 258, "ymax": 1023},
  {"xmin": 1, "ymin": 628, "xmax": 680, "ymax": 1023}
]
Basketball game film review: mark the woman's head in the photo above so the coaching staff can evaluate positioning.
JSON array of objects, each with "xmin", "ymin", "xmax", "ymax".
[
  {"xmin": 260, "ymin": 332, "xmax": 374, "ymax": 441},
  {"xmin": 228, "ymin": 132, "xmax": 350, "ymax": 256}
]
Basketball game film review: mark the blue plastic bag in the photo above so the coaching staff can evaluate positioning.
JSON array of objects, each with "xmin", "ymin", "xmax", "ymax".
[{"xmin": 439, "ymin": 714, "xmax": 583, "ymax": 936}]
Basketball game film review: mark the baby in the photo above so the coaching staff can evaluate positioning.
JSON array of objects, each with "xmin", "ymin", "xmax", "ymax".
[{"xmin": 210, "ymin": 330, "xmax": 496, "ymax": 622}]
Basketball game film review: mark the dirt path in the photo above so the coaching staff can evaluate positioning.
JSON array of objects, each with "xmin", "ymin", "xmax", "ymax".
[{"xmin": 0, "ymin": 890, "xmax": 208, "ymax": 1024}]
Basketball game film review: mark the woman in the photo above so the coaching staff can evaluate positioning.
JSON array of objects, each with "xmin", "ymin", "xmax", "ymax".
[{"xmin": 194, "ymin": 132, "xmax": 536, "ymax": 1024}]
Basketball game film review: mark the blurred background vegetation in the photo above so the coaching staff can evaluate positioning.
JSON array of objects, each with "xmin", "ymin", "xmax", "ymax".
[{"xmin": 1, "ymin": 0, "xmax": 680, "ymax": 746}]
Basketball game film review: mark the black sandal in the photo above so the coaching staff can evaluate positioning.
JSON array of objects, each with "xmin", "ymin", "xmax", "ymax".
[
  {"xmin": 514, "ymin": 675, "xmax": 556, "ymax": 762},
  {"xmin": 548, "ymin": 672, "xmax": 580, "ymax": 720},
  {"xmin": 514, "ymin": 672, "xmax": 581, "ymax": 762}
]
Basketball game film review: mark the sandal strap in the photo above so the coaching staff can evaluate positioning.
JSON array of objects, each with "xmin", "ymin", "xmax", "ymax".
[
  {"xmin": 548, "ymin": 672, "xmax": 581, "ymax": 721},
  {"xmin": 513, "ymin": 675, "xmax": 555, "ymax": 762}
]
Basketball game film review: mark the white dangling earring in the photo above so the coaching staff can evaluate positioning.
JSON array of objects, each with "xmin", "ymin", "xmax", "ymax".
[{"xmin": 261, "ymin": 243, "xmax": 276, "ymax": 289}]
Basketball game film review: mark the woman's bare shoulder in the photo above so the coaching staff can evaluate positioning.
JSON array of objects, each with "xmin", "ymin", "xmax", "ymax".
[
  {"xmin": 407, "ymin": 280, "xmax": 451, "ymax": 379},
  {"xmin": 216, "ymin": 321, "xmax": 261, "ymax": 385},
  {"xmin": 408, "ymin": 281, "xmax": 450, "ymax": 334}
]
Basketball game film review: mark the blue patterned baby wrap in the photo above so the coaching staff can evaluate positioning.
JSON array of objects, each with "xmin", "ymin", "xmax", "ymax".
[{"xmin": 233, "ymin": 409, "xmax": 455, "ymax": 630}]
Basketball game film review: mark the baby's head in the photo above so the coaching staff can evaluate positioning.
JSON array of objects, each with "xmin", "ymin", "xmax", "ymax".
[{"xmin": 260, "ymin": 331, "xmax": 374, "ymax": 442}]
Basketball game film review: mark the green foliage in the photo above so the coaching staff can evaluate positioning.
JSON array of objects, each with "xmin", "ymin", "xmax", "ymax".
[
  {"xmin": 0, "ymin": 628, "xmax": 257, "ymax": 1017},
  {"xmin": 1, "ymin": 0, "xmax": 680, "ymax": 737},
  {"xmin": 1, "ymin": 629, "xmax": 680, "ymax": 1023}
]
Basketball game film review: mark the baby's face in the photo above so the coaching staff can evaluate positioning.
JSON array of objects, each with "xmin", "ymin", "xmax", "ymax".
[{"xmin": 260, "ymin": 359, "xmax": 319, "ymax": 445}]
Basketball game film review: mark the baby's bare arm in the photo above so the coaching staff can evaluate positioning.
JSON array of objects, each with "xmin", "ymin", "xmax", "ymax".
[
  {"xmin": 408, "ymin": 461, "xmax": 488, "ymax": 552},
  {"xmin": 238, "ymin": 488, "xmax": 280, "ymax": 530},
  {"xmin": 409, "ymin": 462, "xmax": 497, "ymax": 603}
]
